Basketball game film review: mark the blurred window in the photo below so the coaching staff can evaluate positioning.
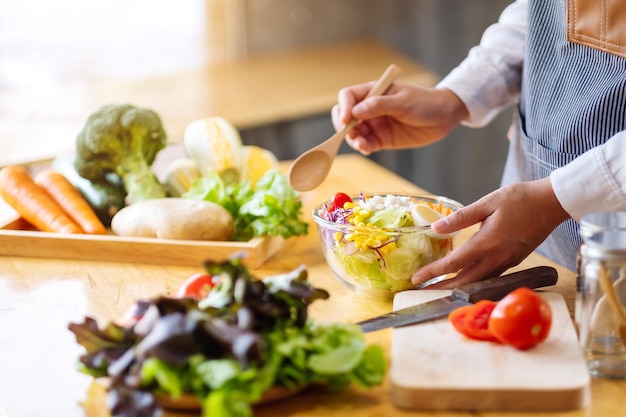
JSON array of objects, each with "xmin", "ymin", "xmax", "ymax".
[{"xmin": 0, "ymin": 0, "xmax": 209, "ymax": 86}]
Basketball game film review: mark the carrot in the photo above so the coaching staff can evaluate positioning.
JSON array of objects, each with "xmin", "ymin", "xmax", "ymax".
[
  {"xmin": 0, "ymin": 166, "xmax": 82, "ymax": 234},
  {"xmin": 34, "ymin": 169, "xmax": 106, "ymax": 235}
]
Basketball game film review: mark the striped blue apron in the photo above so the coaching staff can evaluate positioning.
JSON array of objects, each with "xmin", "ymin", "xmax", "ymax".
[{"xmin": 501, "ymin": 0, "xmax": 626, "ymax": 271}]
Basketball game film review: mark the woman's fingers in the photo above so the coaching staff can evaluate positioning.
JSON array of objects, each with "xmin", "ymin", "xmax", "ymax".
[
  {"xmin": 336, "ymin": 82, "xmax": 376, "ymax": 124},
  {"xmin": 413, "ymin": 180, "xmax": 566, "ymax": 289}
]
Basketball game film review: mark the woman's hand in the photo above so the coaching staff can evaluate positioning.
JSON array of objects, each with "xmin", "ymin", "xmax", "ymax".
[
  {"xmin": 412, "ymin": 177, "xmax": 571, "ymax": 289},
  {"xmin": 331, "ymin": 82, "xmax": 469, "ymax": 155}
]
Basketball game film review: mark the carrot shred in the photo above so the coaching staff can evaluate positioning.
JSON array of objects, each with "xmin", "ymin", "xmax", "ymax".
[
  {"xmin": 35, "ymin": 169, "xmax": 106, "ymax": 234},
  {"xmin": 396, "ymin": 192, "xmax": 454, "ymax": 216},
  {"xmin": 0, "ymin": 166, "xmax": 82, "ymax": 234}
]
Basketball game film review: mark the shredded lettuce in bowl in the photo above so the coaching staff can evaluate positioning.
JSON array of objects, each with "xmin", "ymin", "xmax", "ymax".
[{"xmin": 313, "ymin": 193, "xmax": 463, "ymax": 297}]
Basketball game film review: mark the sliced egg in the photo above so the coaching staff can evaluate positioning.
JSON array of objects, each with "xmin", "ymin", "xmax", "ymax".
[
  {"xmin": 411, "ymin": 204, "xmax": 444, "ymax": 226},
  {"xmin": 411, "ymin": 204, "xmax": 458, "ymax": 240}
]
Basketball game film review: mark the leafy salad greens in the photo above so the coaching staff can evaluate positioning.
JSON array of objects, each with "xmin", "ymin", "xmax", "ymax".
[
  {"xmin": 183, "ymin": 169, "xmax": 308, "ymax": 241},
  {"xmin": 68, "ymin": 258, "xmax": 386, "ymax": 417}
]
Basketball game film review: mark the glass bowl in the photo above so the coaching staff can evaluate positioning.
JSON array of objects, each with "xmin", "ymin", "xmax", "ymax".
[{"xmin": 312, "ymin": 193, "xmax": 463, "ymax": 298}]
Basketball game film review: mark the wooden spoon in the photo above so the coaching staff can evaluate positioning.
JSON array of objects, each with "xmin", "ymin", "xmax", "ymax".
[
  {"xmin": 288, "ymin": 64, "xmax": 403, "ymax": 191},
  {"xmin": 598, "ymin": 268, "xmax": 626, "ymax": 348}
]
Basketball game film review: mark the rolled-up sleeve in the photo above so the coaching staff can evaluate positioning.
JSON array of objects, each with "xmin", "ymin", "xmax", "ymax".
[
  {"xmin": 551, "ymin": 133, "xmax": 626, "ymax": 221},
  {"xmin": 437, "ymin": 0, "xmax": 527, "ymax": 127}
]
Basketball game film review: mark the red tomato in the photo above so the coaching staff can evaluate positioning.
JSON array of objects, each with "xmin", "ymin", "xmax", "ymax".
[
  {"xmin": 120, "ymin": 303, "xmax": 143, "ymax": 327},
  {"xmin": 449, "ymin": 301, "xmax": 499, "ymax": 342},
  {"xmin": 488, "ymin": 287, "xmax": 552, "ymax": 350},
  {"xmin": 176, "ymin": 273, "xmax": 217, "ymax": 300},
  {"xmin": 332, "ymin": 192, "xmax": 352, "ymax": 210},
  {"xmin": 119, "ymin": 302, "xmax": 149, "ymax": 327},
  {"xmin": 448, "ymin": 305, "xmax": 475, "ymax": 339},
  {"xmin": 462, "ymin": 300, "xmax": 499, "ymax": 342}
]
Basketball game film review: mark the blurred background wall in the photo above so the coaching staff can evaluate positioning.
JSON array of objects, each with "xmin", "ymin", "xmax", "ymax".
[
  {"xmin": 235, "ymin": 0, "xmax": 515, "ymax": 205},
  {"xmin": 2, "ymin": 0, "xmax": 516, "ymax": 205}
]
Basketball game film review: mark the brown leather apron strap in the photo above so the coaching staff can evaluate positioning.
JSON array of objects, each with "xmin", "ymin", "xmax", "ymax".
[{"xmin": 567, "ymin": 0, "xmax": 626, "ymax": 59}]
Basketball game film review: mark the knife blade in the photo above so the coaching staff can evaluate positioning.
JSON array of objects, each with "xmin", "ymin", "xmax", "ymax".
[{"xmin": 357, "ymin": 266, "xmax": 558, "ymax": 333}]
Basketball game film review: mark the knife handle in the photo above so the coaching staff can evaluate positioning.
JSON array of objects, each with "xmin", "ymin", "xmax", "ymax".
[{"xmin": 451, "ymin": 266, "xmax": 558, "ymax": 303}]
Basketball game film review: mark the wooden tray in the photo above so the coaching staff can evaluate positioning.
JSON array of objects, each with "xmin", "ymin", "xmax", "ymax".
[
  {"xmin": 0, "ymin": 201, "xmax": 284, "ymax": 268},
  {"xmin": 390, "ymin": 290, "xmax": 590, "ymax": 412}
]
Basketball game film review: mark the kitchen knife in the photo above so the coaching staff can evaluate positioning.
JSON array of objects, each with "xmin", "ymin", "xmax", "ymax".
[{"xmin": 357, "ymin": 266, "xmax": 558, "ymax": 333}]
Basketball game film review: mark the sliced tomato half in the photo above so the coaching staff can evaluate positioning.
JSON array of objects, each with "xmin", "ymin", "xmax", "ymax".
[
  {"xmin": 176, "ymin": 273, "xmax": 217, "ymax": 300},
  {"xmin": 462, "ymin": 300, "xmax": 499, "ymax": 342},
  {"xmin": 449, "ymin": 300, "xmax": 499, "ymax": 342},
  {"xmin": 448, "ymin": 305, "xmax": 476, "ymax": 339}
]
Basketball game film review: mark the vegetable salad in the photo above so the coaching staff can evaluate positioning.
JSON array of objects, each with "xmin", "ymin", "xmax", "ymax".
[
  {"xmin": 69, "ymin": 258, "xmax": 386, "ymax": 417},
  {"xmin": 314, "ymin": 193, "xmax": 461, "ymax": 295}
]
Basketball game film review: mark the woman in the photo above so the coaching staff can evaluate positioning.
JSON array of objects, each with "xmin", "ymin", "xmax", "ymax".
[{"xmin": 332, "ymin": 0, "xmax": 626, "ymax": 288}]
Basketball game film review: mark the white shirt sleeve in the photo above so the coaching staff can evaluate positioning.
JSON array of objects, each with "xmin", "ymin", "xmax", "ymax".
[
  {"xmin": 437, "ymin": 0, "xmax": 527, "ymax": 127},
  {"xmin": 436, "ymin": 0, "xmax": 626, "ymax": 222},
  {"xmin": 551, "ymin": 133, "xmax": 626, "ymax": 221}
]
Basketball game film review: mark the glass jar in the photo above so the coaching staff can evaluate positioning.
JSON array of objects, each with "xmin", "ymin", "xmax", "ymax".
[{"xmin": 577, "ymin": 212, "xmax": 626, "ymax": 379}]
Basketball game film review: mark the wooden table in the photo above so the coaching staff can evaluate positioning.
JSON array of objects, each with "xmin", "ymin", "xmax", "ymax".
[{"xmin": 0, "ymin": 155, "xmax": 623, "ymax": 417}]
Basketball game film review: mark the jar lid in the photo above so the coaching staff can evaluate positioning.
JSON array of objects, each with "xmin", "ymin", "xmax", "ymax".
[
  {"xmin": 580, "ymin": 212, "xmax": 626, "ymax": 238},
  {"xmin": 582, "ymin": 229, "xmax": 626, "ymax": 260}
]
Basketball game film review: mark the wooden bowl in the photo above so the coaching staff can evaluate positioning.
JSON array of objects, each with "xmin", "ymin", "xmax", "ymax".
[{"xmin": 156, "ymin": 386, "xmax": 299, "ymax": 413}]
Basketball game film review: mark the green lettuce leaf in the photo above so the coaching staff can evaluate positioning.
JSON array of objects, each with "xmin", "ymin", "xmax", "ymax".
[
  {"xmin": 184, "ymin": 169, "xmax": 308, "ymax": 241},
  {"xmin": 69, "ymin": 259, "xmax": 385, "ymax": 417}
]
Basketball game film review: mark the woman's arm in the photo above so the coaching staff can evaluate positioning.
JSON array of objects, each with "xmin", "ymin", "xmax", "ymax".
[
  {"xmin": 438, "ymin": 0, "xmax": 528, "ymax": 127},
  {"xmin": 551, "ymin": 132, "xmax": 626, "ymax": 221}
]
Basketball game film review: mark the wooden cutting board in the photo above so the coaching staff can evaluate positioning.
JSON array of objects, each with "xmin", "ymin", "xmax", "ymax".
[{"xmin": 390, "ymin": 290, "xmax": 590, "ymax": 412}]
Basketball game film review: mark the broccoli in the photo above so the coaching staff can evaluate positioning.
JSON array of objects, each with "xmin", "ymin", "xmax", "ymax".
[{"xmin": 74, "ymin": 103, "xmax": 168, "ymax": 204}]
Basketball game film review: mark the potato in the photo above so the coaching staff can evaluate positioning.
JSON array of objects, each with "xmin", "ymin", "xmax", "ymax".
[{"xmin": 111, "ymin": 198, "xmax": 234, "ymax": 241}]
